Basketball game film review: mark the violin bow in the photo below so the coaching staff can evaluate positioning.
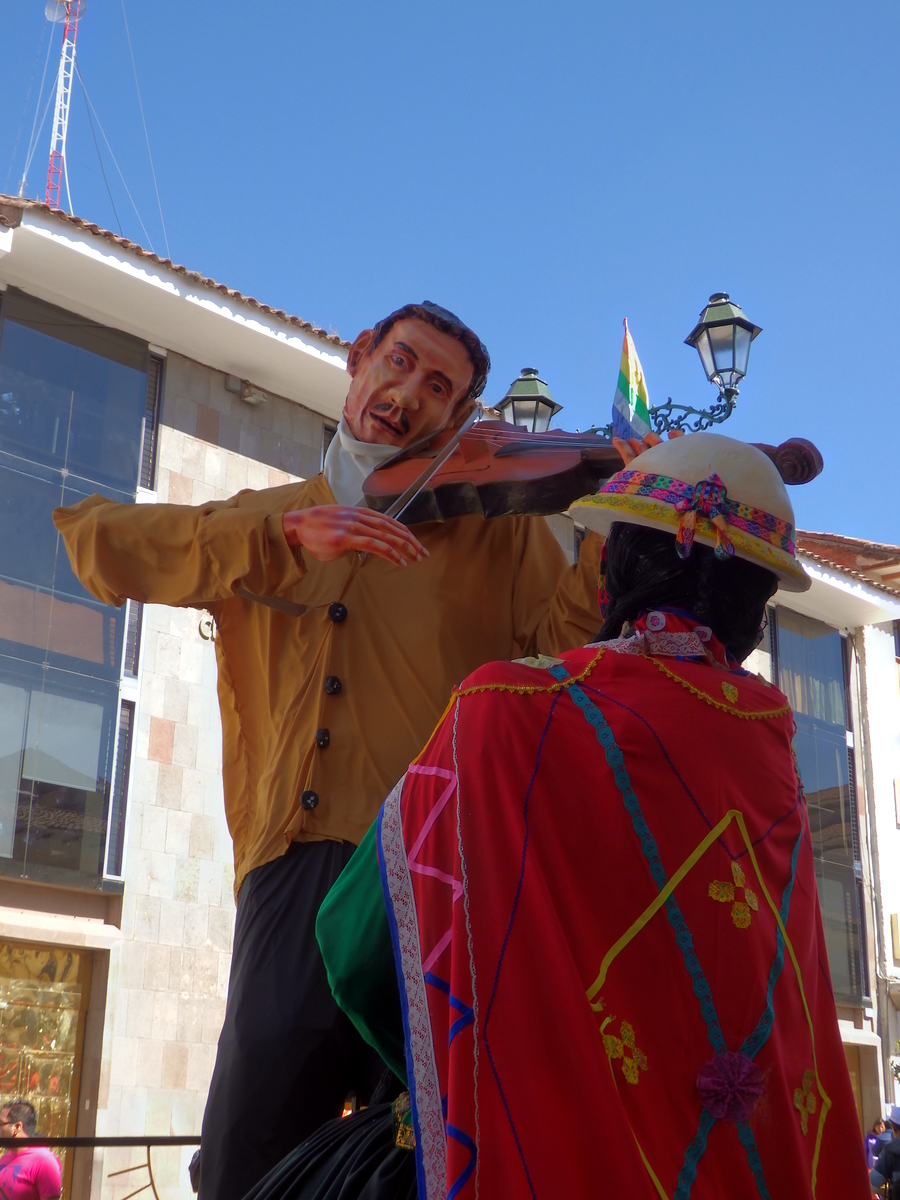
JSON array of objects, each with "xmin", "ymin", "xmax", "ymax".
[{"xmin": 380, "ymin": 404, "xmax": 482, "ymax": 522}]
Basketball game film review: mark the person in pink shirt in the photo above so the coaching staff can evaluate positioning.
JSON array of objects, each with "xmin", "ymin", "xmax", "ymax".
[{"xmin": 0, "ymin": 1103, "xmax": 61, "ymax": 1200}]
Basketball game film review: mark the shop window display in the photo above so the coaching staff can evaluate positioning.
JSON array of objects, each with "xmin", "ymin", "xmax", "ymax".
[{"xmin": 0, "ymin": 939, "xmax": 92, "ymax": 1199}]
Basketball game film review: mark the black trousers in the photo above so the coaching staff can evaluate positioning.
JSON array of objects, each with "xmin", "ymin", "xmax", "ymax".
[{"xmin": 199, "ymin": 841, "xmax": 384, "ymax": 1200}]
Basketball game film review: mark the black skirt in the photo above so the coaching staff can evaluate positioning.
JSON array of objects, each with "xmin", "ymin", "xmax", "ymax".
[{"xmin": 241, "ymin": 1104, "xmax": 417, "ymax": 1200}]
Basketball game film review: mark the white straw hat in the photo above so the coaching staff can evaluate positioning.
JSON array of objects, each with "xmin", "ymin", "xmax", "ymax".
[{"xmin": 569, "ymin": 432, "xmax": 810, "ymax": 592}]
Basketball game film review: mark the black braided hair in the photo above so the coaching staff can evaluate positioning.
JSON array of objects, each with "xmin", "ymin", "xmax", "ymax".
[{"xmin": 597, "ymin": 522, "xmax": 778, "ymax": 662}]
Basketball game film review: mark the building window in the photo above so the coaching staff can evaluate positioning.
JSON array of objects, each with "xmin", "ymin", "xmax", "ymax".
[
  {"xmin": 0, "ymin": 289, "xmax": 148, "ymax": 889},
  {"xmin": 139, "ymin": 354, "xmax": 164, "ymax": 490},
  {"xmin": 105, "ymin": 700, "xmax": 133, "ymax": 878},
  {"xmin": 774, "ymin": 607, "xmax": 866, "ymax": 1003}
]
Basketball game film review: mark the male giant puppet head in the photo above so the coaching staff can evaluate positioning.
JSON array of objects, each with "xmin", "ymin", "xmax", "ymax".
[
  {"xmin": 283, "ymin": 302, "xmax": 490, "ymax": 566},
  {"xmin": 344, "ymin": 302, "xmax": 490, "ymax": 447}
]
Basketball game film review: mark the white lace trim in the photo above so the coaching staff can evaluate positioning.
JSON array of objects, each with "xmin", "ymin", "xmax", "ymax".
[{"xmin": 381, "ymin": 776, "xmax": 446, "ymax": 1200}]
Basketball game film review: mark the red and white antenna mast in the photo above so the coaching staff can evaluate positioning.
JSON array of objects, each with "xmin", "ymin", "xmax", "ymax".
[{"xmin": 45, "ymin": 0, "xmax": 84, "ymax": 210}]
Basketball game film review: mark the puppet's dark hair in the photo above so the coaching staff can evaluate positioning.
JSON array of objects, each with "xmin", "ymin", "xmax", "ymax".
[
  {"xmin": 597, "ymin": 522, "xmax": 778, "ymax": 662},
  {"xmin": 370, "ymin": 302, "xmax": 490, "ymax": 401}
]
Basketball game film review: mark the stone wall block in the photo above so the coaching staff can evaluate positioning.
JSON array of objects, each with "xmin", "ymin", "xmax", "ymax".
[
  {"xmin": 299, "ymin": 443, "xmax": 321, "ymax": 481},
  {"xmin": 135, "ymin": 1038, "xmax": 164, "ymax": 1088},
  {"xmin": 151, "ymin": 990, "xmax": 179, "ymax": 1042},
  {"xmin": 159, "ymin": 899, "xmax": 186, "ymax": 947},
  {"xmin": 207, "ymin": 906, "xmax": 234, "ymax": 953},
  {"xmin": 148, "ymin": 717, "xmax": 175, "ymax": 764},
  {"xmin": 217, "ymin": 414, "xmax": 242, "ymax": 456},
  {"xmin": 204, "ymin": 446, "xmax": 228, "ymax": 491},
  {"xmin": 179, "ymin": 768, "xmax": 205, "ymax": 815},
  {"xmin": 165, "ymin": 810, "xmax": 193, "ymax": 858},
  {"xmin": 177, "ymin": 997, "xmax": 204, "ymax": 1044},
  {"xmin": 144, "ymin": 944, "xmax": 171, "ymax": 991},
  {"xmin": 182, "ymin": 904, "xmax": 208, "ymax": 950},
  {"xmin": 148, "ymin": 849, "xmax": 177, "ymax": 898},
  {"xmin": 197, "ymin": 860, "xmax": 223, "ymax": 907},
  {"xmin": 190, "ymin": 950, "xmax": 218, "ymax": 998},
  {"xmin": 180, "ymin": 436, "xmax": 207, "ymax": 482},
  {"xmin": 119, "ymin": 942, "xmax": 146, "ymax": 990},
  {"xmin": 154, "ymin": 634, "xmax": 183, "ymax": 680},
  {"xmin": 224, "ymin": 452, "xmax": 250, "ymax": 495},
  {"xmin": 145, "ymin": 1088, "xmax": 174, "ymax": 1136},
  {"xmin": 247, "ymin": 458, "xmax": 269, "ymax": 490},
  {"xmin": 200, "ymin": 998, "xmax": 226, "ymax": 1045},
  {"xmin": 118, "ymin": 1085, "xmax": 149, "ymax": 1140},
  {"xmin": 172, "ymin": 724, "xmax": 199, "ymax": 770},
  {"xmin": 185, "ymin": 1042, "xmax": 216, "ymax": 1093},
  {"xmin": 140, "ymin": 806, "xmax": 167, "ymax": 854},
  {"xmin": 163, "ymin": 679, "xmax": 190, "ymax": 724},
  {"xmin": 174, "ymin": 857, "xmax": 200, "ymax": 902},
  {"xmin": 134, "ymin": 895, "xmax": 161, "ymax": 944},
  {"xmin": 157, "ymin": 428, "xmax": 185, "ymax": 475},
  {"xmin": 268, "ymin": 465, "xmax": 292, "ymax": 489},
  {"xmin": 189, "ymin": 815, "xmax": 216, "ymax": 861},
  {"xmin": 156, "ymin": 763, "xmax": 184, "ymax": 810},
  {"xmin": 216, "ymin": 952, "xmax": 231, "ymax": 999},
  {"xmin": 109, "ymin": 1036, "xmax": 138, "ymax": 1089},
  {"xmin": 142, "ymin": 674, "xmax": 167, "ymax": 720},
  {"xmin": 124, "ymin": 989, "xmax": 154, "ymax": 1039},
  {"xmin": 168, "ymin": 950, "xmax": 193, "ymax": 997},
  {"xmin": 191, "ymin": 479, "xmax": 216, "ymax": 507},
  {"xmin": 239, "ymin": 424, "xmax": 261, "ymax": 462},
  {"xmin": 155, "ymin": 465, "xmax": 172, "ymax": 502},
  {"xmin": 161, "ymin": 1041, "xmax": 189, "ymax": 1091}
]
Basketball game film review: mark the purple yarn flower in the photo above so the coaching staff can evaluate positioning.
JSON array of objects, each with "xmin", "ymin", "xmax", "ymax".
[{"xmin": 696, "ymin": 1052, "xmax": 764, "ymax": 1121}]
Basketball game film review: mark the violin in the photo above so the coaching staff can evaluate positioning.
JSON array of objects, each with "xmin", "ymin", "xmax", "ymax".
[{"xmin": 362, "ymin": 416, "xmax": 824, "ymax": 526}]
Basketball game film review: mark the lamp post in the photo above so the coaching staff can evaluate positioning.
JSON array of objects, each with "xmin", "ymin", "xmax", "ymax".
[
  {"xmin": 497, "ymin": 367, "xmax": 563, "ymax": 434},
  {"xmin": 634, "ymin": 292, "xmax": 763, "ymax": 436},
  {"xmin": 684, "ymin": 293, "xmax": 762, "ymax": 405}
]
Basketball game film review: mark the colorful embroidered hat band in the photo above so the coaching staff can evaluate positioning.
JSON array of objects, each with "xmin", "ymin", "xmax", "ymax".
[{"xmin": 574, "ymin": 470, "xmax": 808, "ymax": 591}]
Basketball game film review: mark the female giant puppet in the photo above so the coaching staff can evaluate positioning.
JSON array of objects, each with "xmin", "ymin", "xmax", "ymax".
[{"xmin": 248, "ymin": 433, "xmax": 869, "ymax": 1200}]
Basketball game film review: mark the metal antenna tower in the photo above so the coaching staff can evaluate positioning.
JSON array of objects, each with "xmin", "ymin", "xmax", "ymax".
[{"xmin": 45, "ymin": 0, "xmax": 84, "ymax": 210}]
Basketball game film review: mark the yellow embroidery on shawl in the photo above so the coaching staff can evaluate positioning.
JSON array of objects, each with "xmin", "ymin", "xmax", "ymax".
[
  {"xmin": 794, "ymin": 1069, "xmax": 817, "ymax": 1135},
  {"xmin": 585, "ymin": 808, "xmax": 832, "ymax": 1196},
  {"xmin": 602, "ymin": 1019, "xmax": 648, "ymax": 1084},
  {"xmin": 708, "ymin": 860, "xmax": 759, "ymax": 928},
  {"xmin": 721, "ymin": 680, "xmax": 739, "ymax": 704},
  {"xmin": 455, "ymin": 648, "xmax": 606, "ymax": 699},
  {"xmin": 647, "ymin": 657, "xmax": 790, "ymax": 720},
  {"xmin": 599, "ymin": 1014, "xmax": 670, "ymax": 1199}
]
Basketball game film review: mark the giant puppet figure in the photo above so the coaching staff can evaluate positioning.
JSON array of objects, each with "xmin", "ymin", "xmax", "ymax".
[
  {"xmin": 264, "ymin": 432, "xmax": 869, "ymax": 1200},
  {"xmin": 52, "ymin": 303, "xmax": 605, "ymax": 1200}
]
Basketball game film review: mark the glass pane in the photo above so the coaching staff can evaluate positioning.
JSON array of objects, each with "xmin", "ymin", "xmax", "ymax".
[
  {"xmin": 695, "ymin": 329, "xmax": 716, "ymax": 380},
  {"xmin": 23, "ymin": 692, "xmax": 104, "ymax": 791},
  {"xmin": 0, "ymin": 457, "xmax": 126, "ymax": 677},
  {"xmin": 776, "ymin": 607, "xmax": 861, "ymax": 1002},
  {"xmin": 0, "ymin": 321, "xmax": 76, "ymax": 469},
  {"xmin": 816, "ymin": 864, "xmax": 863, "ymax": 1001},
  {"xmin": 510, "ymin": 399, "xmax": 535, "ymax": 430},
  {"xmin": 532, "ymin": 401, "xmax": 553, "ymax": 434},
  {"xmin": 708, "ymin": 323, "xmax": 735, "ymax": 373},
  {"xmin": 733, "ymin": 325, "xmax": 752, "ymax": 376},
  {"xmin": 0, "ymin": 683, "xmax": 28, "ymax": 859}
]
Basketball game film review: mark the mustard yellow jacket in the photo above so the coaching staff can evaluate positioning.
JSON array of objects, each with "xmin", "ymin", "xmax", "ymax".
[{"xmin": 54, "ymin": 475, "xmax": 603, "ymax": 894}]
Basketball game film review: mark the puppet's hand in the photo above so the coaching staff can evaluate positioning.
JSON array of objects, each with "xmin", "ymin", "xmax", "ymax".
[
  {"xmin": 282, "ymin": 506, "xmax": 428, "ymax": 567},
  {"xmin": 611, "ymin": 429, "xmax": 684, "ymax": 467}
]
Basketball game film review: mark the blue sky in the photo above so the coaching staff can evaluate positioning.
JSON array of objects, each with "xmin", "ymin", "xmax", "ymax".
[{"xmin": 2, "ymin": 1, "xmax": 898, "ymax": 542}]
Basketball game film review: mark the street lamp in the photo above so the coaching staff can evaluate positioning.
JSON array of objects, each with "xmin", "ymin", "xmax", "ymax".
[
  {"xmin": 497, "ymin": 367, "xmax": 562, "ymax": 434},
  {"xmin": 684, "ymin": 293, "xmax": 762, "ymax": 403}
]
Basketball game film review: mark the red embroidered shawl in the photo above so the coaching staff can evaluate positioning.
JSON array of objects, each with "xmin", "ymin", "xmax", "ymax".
[{"xmin": 376, "ymin": 616, "xmax": 869, "ymax": 1200}]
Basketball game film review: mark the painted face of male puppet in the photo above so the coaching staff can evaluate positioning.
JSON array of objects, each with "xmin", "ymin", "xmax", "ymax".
[{"xmin": 343, "ymin": 318, "xmax": 475, "ymax": 448}]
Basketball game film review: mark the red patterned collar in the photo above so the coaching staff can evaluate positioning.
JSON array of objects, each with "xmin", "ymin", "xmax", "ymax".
[{"xmin": 602, "ymin": 609, "xmax": 735, "ymax": 669}]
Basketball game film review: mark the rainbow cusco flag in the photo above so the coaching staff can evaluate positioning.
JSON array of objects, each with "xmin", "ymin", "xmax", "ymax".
[{"xmin": 611, "ymin": 318, "xmax": 651, "ymax": 440}]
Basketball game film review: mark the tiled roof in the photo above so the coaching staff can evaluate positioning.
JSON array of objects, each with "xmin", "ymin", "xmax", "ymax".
[
  {"xmin": 797, "ymin": 531, "xmax": 900, "ymax": 598},
  {"xmin": 0, "ymin": 195, "xmax": 350, "ymax": 350}
]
